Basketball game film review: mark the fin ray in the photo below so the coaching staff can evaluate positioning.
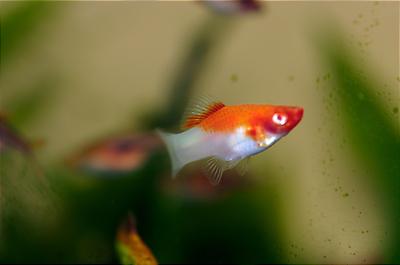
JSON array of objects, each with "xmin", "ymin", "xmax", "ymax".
[
  {"xmin": 204, "ymin": 156, "xmax": 228, "ymax": 185},
  {"xmin": 181, "ymin": 95, "xmax": 225, "ymax": 129},
  {"xmin": 236, "ymin": 157, "xmax": 250, "ymax": 176}
]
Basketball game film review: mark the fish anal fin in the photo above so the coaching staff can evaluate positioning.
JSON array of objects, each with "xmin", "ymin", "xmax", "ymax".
[
  {"xmin": 204, "ymin": 156, "xmax": 230, "ymax": 185},
  {"xmin": 203, "ymin": 157, "xmax": 250, "ymax": 185},
  {"xmin": 182, "ymin": 96, "xmax": 225, "ymax": 129},
  {"xmin": 236, "ymin": 157, "xmax": 250, "ymax": 176}
]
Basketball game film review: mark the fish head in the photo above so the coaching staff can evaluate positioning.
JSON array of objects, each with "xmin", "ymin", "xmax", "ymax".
[
  {"xmin": 245, "ymin": 105, "xmax": 303, "ymax": 148},
  {"xmin": 264, "ymin": 105, "xmax": 304, "ymax": 135}
]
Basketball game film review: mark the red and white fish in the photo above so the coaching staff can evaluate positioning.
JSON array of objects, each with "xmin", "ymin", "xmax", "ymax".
[{"xmin": 158, "ymin": 98, "xmax": 304, "ymax": 184}]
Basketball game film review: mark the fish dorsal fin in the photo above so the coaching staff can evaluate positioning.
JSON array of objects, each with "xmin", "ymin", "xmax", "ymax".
[{"xmin": 181, "ymin": 96, "xmax": 225, "ymax": 130}]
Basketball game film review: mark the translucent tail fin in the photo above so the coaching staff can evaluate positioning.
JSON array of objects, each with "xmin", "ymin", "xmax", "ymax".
[{"xmin": 157, "ymin": 130, "xmax": 185, "ymax": 178}]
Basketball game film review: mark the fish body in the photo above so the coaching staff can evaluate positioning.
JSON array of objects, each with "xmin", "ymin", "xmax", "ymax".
[
  {"xmin": 67, "ymin": 133, "xmax": 162, "ymax": 175},
  {"xmin": 159, "ymin": 100, "xmax": 303, "ymax": 184}
]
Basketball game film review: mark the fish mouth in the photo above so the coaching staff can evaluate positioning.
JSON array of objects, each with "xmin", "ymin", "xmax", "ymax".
[
  {"xmin": 297, "ymin": 107, "xmax": 304, "ymax": 120},
  {"xmin": 293, "ymin": 106, "xmax": 304, "ymax": 122},
  {"xmin": 257, "ymin": 142, "xmax": 268, "ymax": 148},
  {"xmin": 289, "ymin": 106, "xmax": 304, "ymax": 129}
]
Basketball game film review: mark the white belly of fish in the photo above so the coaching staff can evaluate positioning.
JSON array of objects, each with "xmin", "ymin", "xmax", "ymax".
[
  {"xmin": 158, "ymin": 127, "xmax": 281, "ymax": 176},
  {"xmin": 179, "ymin": 127, "xmax": 265, "ymax": 162}
]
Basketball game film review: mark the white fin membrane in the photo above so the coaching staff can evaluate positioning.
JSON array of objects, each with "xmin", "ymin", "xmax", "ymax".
[
  {"xmin": 236, "ymin": 157, "xmax": 250, "ymax": 176},
  {"xmin": 205, "ymin": 156, "xmax": 227, "ymax": 185}
]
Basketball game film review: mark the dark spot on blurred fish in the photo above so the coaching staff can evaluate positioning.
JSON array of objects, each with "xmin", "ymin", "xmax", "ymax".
[
  {"xmin": 68, "ymin": 133, "xmax": 163, "ymax": 175},
  {"xmin": 202, "ymin": 0, "xmax": 262, "ymax": 15}
]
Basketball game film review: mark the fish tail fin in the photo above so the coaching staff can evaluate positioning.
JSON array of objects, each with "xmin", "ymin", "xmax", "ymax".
[{"xmin": 156, "ymin": 130, "xmax": 185, "ymax": 178}]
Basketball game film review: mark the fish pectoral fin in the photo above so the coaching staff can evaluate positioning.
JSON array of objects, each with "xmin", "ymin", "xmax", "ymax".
[
  {"xmin": 236, "ymin": 157, "xmax": 250, "ymax": 176},
  {"xmin": 204, "ymin": 156, "xmax": 230, "ymax": 185}
]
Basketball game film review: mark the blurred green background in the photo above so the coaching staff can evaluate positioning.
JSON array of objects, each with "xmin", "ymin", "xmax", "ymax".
[{"xmin": 0, "ymin": 1, "xmax": 399, "ymax": 264}]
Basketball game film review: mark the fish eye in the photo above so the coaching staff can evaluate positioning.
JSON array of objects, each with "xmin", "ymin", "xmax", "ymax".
[{"xmin": 272, "ymin": 113, "xmax": 288, "ymax": 126}]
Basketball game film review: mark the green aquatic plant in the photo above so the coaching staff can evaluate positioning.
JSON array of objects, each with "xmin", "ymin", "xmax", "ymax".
[
  {"xmin": 0, "ymin": 2, "xmax": 54, "ymax": 63},
  {"xmin": 144, "ymin": 15, "xmax": 235, "ymax": 130},
  {"xmin": 318, "ymin": 31, "xmax": 400, "ymax": 263},
  {"xmin": 1, "ymin": 2, "xmax": 59, "ymax": 129},
  {"xmin": 116, "ymin": 214, "xmax": 158, "ymax": 265}
]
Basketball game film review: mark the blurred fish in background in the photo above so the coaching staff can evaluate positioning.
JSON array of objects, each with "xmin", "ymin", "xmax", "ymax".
[
  {"xmin": 0, "ymin": 114, "xmax": 46, "ymax": 175},
  {"xmin": 67, "ymin": 133, "xmax": 163, "ymax": 176},
  {"xmin": 0, "ymin": 113, "xmax": 47, "ymax": 194},
  {"xmin": 202, "ymin": 0, "xmax": 262, "ymax": 15},
  {"xmin": 0, "ymin": 114, "xmax": 61, "ymax": 262},
  {"xmin": 0, "ymin": 113, "xmax": 38, "ymax": 154}
]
